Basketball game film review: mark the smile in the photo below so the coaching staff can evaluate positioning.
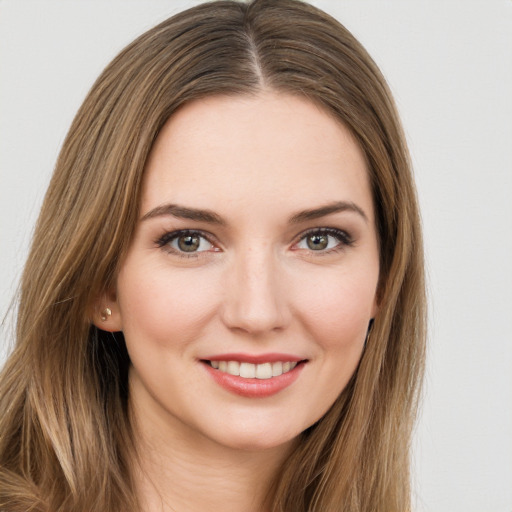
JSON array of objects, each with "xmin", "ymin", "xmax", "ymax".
[
  {"xmin": 201, "ymin": 354, "xmax": 306, "ymax": 398},
  {"xmin": 208, "ymin": 360, "xmax": 298, "ymax": 380}
]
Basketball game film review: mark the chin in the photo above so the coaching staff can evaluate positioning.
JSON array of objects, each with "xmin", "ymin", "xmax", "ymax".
[
  {"xmin": 214, "ymin": 431, "xmax": 299, "ymax": 454},
  {"xmin": 200, "ymin": 413, "xmax": 310, "ymax": 454}
]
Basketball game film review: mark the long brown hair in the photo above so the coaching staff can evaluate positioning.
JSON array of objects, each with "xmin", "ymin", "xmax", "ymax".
[{"xmin": 0, "ymin": 1, "xmax": 426, "ymax": 510}]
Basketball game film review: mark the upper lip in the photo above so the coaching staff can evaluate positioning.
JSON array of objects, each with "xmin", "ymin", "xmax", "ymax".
[{"xmin": 201, "ymin": 353, "xmax": 306, "ymax": 364}]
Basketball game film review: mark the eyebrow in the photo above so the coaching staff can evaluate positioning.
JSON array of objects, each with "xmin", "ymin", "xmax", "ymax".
[
  {"xmin": 140, "ymin": 204, "xmax": 226, "ymax": 225},
  {"xmin": 140, "ymin": 200, "xmax": 368, "ymax": 225},
  {"xmin": 288, "ymin": 201, "xmax": 368, "ymax": 224}
]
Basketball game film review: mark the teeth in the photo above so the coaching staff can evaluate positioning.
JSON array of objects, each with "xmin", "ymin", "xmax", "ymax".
[
  {"xmin": 239, "ymin": 362, "xmax": 256, "ymax": 378},
  {"xmin": 209, "ymin": 360, "xmax": 299, "ymax": 379},
  {"xmin": 272, "ymin": 361, "xmax": 283, "ymax": 376},
  {"xmin": 227, "ymin": 361, "xmax": 240, "ymax": 376},
  {"xmin": 255, "ymin": 362, "xmax": 272, "ymax": 379}
]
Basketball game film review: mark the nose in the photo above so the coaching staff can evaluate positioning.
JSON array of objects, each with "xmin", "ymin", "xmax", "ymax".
[{"xmin": 220, "ymin": 246, "xmax": 289, "ymax": 335}]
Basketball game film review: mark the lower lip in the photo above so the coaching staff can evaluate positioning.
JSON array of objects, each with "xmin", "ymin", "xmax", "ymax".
[{"xmin": 202, "ymin": 361, "xmax": 305, "ymax": 398}]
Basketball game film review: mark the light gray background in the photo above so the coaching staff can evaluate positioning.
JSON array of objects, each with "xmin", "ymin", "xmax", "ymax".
[{"xmin": 1, "ymin": 1, "xmax": 511, "ymax": 510}]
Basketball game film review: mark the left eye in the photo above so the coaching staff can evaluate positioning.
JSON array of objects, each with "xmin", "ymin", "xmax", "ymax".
[{"xmin": 295, "ymin": 230, "xmax": 349, "ymax": 251}]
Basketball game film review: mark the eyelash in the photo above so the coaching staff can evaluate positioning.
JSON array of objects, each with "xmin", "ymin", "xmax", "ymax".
[
  {"xmin": 293, "ymin": 227, "xmax": 354, "ymax": 255},
  {"xmin": 155, "ymin": 229, "xmax": 217, "ymax": 258},
  {"xmin": 155, "ymin": 227, "xmax": 354, "ymax": 258}
]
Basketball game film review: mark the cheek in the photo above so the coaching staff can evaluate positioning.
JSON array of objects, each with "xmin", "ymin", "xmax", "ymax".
[
  {"xmin": 292, "ymin": 266, "xmax": 377, "ymax": 349},
  {"xmin": 116, "ymin": 262, "xmax": 219, "ymax": 348}
]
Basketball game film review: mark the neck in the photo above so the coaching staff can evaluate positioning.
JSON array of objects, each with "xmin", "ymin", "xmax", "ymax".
[
  {"xmin": 134, "ymin": 441, "xmax": 287, "ymax": 512},
  {"xmin": 129, "ymin": 387, "xmax": 294, "ymax": 512}
]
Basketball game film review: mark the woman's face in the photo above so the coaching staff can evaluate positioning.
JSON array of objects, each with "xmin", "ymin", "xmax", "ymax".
[{"xmin": 109, "ymin": 92, "xmax": 380, "ymax": 451}]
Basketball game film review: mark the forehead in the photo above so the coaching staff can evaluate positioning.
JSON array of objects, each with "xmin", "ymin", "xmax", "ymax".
[{"xmin": 141, "ymin": 92, "xmax": 373, "ymax": 219}]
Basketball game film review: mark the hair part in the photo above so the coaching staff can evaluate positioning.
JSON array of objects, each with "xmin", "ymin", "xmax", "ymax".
[{"xmin": 0, "ymin": 1, "xmax": 426, "ymax": 511}]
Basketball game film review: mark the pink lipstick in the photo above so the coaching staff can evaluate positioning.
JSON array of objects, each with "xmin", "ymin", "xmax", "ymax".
[{"xmin": 200, "ymin": 353, "xmax": 306, "ymax": 398}]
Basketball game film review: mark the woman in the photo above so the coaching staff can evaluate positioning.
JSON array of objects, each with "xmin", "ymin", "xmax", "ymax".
[{"xmin": 0, "ymin": 0, "xmax": 426, "ymax": 511}]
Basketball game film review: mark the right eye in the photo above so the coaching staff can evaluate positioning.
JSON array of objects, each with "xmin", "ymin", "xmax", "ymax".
[{"xmin": 156, "ymin": 230, "xmax": 218, "ymax": 256}]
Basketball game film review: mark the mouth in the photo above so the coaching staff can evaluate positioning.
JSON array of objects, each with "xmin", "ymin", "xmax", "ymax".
[
  {"xmin": 200, "ymin": 354, "xmax": 308, "ymax": 398},
  {"xmin": 204, "ymin": 360, "xmax": 302, "ymax": 380},
  {"xmin": 200, "ymin": 354, "xmax": 307, "ymax": 398}
]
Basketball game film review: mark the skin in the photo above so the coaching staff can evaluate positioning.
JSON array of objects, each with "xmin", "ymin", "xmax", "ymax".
[{"xmin": 97, "ymin": 91, "xmax": 380, "ymax": 511}]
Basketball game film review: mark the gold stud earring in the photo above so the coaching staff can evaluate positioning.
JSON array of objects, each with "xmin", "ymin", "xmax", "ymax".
[{"xmin": 100, "ymin": 307, "xmax": 112, "ymax": 322}]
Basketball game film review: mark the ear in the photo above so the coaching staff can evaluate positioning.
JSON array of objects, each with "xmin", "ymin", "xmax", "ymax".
[{"xmin": 91, "ymin": 289, "xmax": 123, "ymax": 332}]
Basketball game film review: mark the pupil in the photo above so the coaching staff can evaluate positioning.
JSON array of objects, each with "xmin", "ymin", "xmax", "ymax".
[
  {"xmin": 178, "ymin": 234, "xmax": 200, "ymax": 252},
  {"xmin": 307, "ymin": 234, "xmax": 328, "ymax": 250}
]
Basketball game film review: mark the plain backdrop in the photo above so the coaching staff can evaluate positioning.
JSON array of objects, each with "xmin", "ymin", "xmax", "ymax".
[{"xmin": 1, "ymin": 1, "xmax": 511, "ymax": 510}]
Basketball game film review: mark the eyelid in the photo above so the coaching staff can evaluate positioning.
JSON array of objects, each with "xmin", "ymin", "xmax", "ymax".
[
  {"xmin": 155, "ymin": 229, "xmax": 221, "ymax": 257},
  {"xmin": 155, "ymin": 226, "xmax": 353, "ymax": 258},
  {"xmin": 291, "ymin": 227, "xmax": 354, "ymax": 252}
]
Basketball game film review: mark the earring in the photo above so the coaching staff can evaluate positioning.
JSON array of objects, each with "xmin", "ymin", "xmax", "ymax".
[{"xmin": 100, "ymin": 307, "xmax": 112, "ymax": 322}]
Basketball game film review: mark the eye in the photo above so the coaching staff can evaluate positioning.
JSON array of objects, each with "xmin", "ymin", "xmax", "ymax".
[
  {"xmin": 156, "ymin": 230, "xmax": 217, "ymax": 255},
  {"xmin": 294, "ymin": 228, "xmax": 353, "ymax": 253}
]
